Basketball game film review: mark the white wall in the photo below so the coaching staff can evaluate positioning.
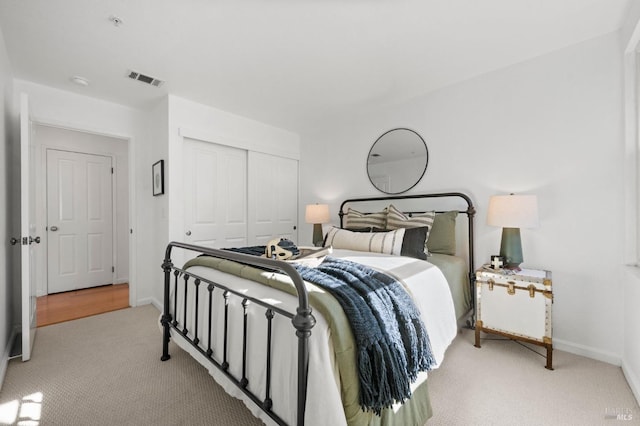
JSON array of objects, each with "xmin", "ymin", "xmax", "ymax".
[
  {"xmin": 32, "ymin": 124, "xmax": 130, "ymax": 294},
  {"xmin": 300, "ymin": 32, "xmax": 625, "ymax": 364},
  {"xmin": 11, "ymin": 80, "xmax": 153, "ymax": 308},
  {"xmin": 0, "ymin": 24, "xmax": 15, "ymax": 389},
  {"xmin": 142, "ymin": 97, "xmax": 169, "ymax": 308}
]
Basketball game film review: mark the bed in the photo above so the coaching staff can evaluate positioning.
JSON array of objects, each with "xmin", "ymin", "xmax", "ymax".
[{"xmin": 160, "ymin": 192, "xmax": 476, "ymax": 426}]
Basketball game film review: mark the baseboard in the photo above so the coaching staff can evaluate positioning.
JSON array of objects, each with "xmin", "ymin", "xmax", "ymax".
[
  {"xmin": 136, "ymin": 297, "xmax": 162, "ymax": 312},
  {"xmin": 622, "ymin": 358, "xmax": 640, "ymax": 405},
  {"xmin": 150, "ymin": 297, "xmax": 162, "ymax": 312},
  {"xmin": 553, "ymin": 338, "xmax": 621, "ymax": 366},
  {"xmin": 0, "ymin": 326, "xmax": 18, "ymax": 392}
]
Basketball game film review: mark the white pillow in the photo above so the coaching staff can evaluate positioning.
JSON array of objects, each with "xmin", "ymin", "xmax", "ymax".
[{"xmin": 323, "ymin": 227, "xmax": 405, "ymax": 256}]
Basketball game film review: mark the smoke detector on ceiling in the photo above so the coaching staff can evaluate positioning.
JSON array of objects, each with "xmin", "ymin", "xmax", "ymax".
[
  {"xmin": 109, "ymin": 15, "xmax": 124, "ymax": 27},
  {"xmin": 126, "ymin": 70, "xmax": 164, "ymax": 87}
]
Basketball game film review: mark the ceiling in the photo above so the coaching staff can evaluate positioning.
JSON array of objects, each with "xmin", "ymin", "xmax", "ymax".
[{"xmin": 0, "ymin": 0, "xmax": 631, "ymax": 132}]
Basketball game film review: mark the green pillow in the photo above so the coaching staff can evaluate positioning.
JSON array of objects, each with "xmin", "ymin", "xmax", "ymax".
[{"xmin": 426, "ymin": 211, "xmax": 458, "ymax": 255}]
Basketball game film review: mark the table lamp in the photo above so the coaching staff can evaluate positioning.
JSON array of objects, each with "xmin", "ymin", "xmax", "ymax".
[
  {"xmin": 487, "ymin": 194, "xmax": 539, "ymax": 270},
  {"xmin": 305, "ymin": 204, "xmax": 330, "ymax": 246}
]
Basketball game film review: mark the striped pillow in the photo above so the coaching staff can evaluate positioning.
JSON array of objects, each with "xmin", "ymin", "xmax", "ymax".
[
  {"xmin": 324, "ymin": 227, "xmax": 405, "ymax": 256},
  {"xmin": 344, "ymin": 207, "xmax": 387, "ymax": 229},
  {"xmin": 385, "ymin": 204, "xmax": 435, "ymax": 255}
]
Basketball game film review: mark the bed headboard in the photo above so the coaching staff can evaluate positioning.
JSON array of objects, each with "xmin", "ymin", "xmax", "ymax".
[{"xmin": 338, "ymin": 192, "xmax": 476, "ymax": 315}]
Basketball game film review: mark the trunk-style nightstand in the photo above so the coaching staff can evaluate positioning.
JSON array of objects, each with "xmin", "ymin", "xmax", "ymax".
[{"xmin": 474, "ymin": 266, "xmax": 553, "ymax": 370}]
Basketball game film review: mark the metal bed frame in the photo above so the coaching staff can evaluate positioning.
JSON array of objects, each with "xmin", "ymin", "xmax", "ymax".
[
  {"xmin": 160, "ymin": 192, "xmax": 475, "ymax": 426},
  {"xmin": 161, "ymin": 242, "xmax": 315, "ymax": 426}
]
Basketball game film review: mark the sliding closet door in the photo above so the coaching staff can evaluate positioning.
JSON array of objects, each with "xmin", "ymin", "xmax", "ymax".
[
  {"xmin": 183, "ymin": 138, "xmax": 248, "ymax": 248},
  {"xmin": 248, "ymin": 152, "xmax": 299, "ymax": 245}
]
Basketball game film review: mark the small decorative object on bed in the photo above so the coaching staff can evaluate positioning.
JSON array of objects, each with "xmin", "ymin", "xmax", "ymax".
[
  {"xmin": 152, "ymin": 159, "xmax": 164, "ymax": 196},
  {"xmin": 366, "ymin": 128, "xmax": 428, "ymax": 194},
  {"xmin": 160, "ymin": 192, "xmax": 475, "ymax": 426},
  {"xmin": 265, "ymin": 238, "xmax": 300, "ymax": 260}
]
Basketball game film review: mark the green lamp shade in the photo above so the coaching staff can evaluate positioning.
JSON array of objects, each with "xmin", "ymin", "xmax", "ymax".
[{"xmin": 499, "ymin": 227, "xmax": 523, "ymax": 269}]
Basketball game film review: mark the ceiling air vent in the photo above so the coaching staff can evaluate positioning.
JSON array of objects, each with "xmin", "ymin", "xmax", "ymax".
[{"xmin": 127, "ymin": 70, "xmax": 164, "ymax": 87}]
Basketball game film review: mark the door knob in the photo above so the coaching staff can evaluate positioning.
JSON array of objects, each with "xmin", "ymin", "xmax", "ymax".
[
  {"xmin": 50, "ymin": 226, "xmax": 58, "ymax": 232},
  {"xmin": 9, "ymin": 237, "xmax": 18, "ymax": 245},
  {"xmin": 185, "ymin": 230, "xmax": 192, "ymax": 236},
  {"xmin": 29, "ymin": 236, "xmax": 41, "ymax": 244}
]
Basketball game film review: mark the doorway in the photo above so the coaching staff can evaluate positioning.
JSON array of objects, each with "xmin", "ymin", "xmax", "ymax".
[
  {"xmin": 36, "ymin": 283, "xmax": 129, "ymax": 327},
  {"xmin": 33, "ymin": 124, "xmax": 130, "ymax": 320}
]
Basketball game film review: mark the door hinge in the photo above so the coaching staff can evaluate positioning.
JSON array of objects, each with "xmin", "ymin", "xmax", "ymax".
[
  {"xmin": 112, "ymin": 266, "xmax": 115, "ymax": 273},
  {"xmin": 111, "ymin": 167, "xmax": 114, "ymax": 174}
]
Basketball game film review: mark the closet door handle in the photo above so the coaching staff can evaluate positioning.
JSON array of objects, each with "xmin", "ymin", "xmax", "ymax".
[
  {"xmin": 50, "ymin": 226, "xmax": 59, "ymax": 232},
  {"xmin": 185, "ymin": 230, "xmax": 192, "ymax": 236}
]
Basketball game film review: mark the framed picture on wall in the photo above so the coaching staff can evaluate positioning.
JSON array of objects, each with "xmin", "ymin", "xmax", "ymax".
[{"xmin": 152, "ymin": 160, "xmax": 164, "ymax": 196}]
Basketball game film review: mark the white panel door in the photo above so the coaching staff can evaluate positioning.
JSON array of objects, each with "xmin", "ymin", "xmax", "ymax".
[
  {"xmin": 20, "ymin": 93, "xmax": 37, "ymax": 361},
  {"xmin": 184, "ymin": 138, "xmax": 248, "ymax": 248},
  {"xmin": 47, "ymin": 150, "xmax": 113, "ymax": 293},
  {"xmin": 248, "ymin": 152, "xmax": 298, "ymax": 245}
]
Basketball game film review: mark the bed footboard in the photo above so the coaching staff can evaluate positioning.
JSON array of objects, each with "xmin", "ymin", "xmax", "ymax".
[{"xmin": 160, "ymin": 241, "xmax": 316, "ymax": 426}]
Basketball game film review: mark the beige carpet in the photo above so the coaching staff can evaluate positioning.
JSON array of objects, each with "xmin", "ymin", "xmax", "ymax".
[
  {"xmin": 0, "ymin": 305, "xmax": 262, "ymax": 426},
  {"xmin": 0, "ymin": 305, "xmax": 637, "ymax": 425},
  {"xmin": 428, "ymin": 331, "xmax": 640, "ymax": 425}
]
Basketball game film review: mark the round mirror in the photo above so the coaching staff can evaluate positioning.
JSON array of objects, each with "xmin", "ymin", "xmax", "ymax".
[{"xmin": 367, "ymin": 128, "xmax": 429, "ymax": 194}]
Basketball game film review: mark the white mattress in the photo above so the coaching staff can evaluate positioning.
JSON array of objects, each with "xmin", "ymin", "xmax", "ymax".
[{"xmin": 169, "ymin": 249, "xmax": 457, "ymax": 426}]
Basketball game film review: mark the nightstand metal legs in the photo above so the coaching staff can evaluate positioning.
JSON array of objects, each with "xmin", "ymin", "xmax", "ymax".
[
  {"xmin": 543, "ymin": 337, "xmax": 553, "ymax": 370},
  {"xmin": 474, "ymin": 322, "xmax": 554, "ymax": 370},
  {"xmin": 474, "ymin": 320, "xmax": 483, "ymax": 348}
]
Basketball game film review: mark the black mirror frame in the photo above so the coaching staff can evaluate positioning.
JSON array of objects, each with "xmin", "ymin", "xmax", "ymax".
[{"xmin": 366, "ymin": 128, "xmax": 429, "ymax": 194}]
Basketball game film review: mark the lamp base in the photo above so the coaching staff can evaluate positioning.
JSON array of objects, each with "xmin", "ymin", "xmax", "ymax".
[
  {"xmin": 312, "ymin": 224, "xmax": 324, "ymax": 247},
  {"xmin": 500, "ymin": 227, "xmax": 523, "ymax": 271}
]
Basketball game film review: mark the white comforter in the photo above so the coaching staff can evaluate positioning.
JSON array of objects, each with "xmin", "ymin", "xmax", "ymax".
[{"xmin": 169, "ymin": 249, "xmax": 457, "ymax": 426}]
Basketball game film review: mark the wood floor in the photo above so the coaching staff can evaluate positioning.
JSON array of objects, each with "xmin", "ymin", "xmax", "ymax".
[{"xmin": 36, "ymin": 283, "xmax": 130, "ymax": 327}]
